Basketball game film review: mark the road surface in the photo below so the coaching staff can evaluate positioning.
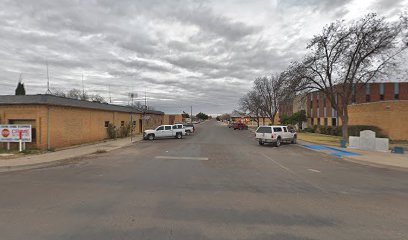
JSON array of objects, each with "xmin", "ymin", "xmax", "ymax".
[{"xmin": 1, "ymin": 120, "xmax": 408, "ymax": 240}]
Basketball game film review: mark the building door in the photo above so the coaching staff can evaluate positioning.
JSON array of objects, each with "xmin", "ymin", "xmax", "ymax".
[{"xmin": 139, "ymin": 119, "xmax": 143, "ymax": 133}]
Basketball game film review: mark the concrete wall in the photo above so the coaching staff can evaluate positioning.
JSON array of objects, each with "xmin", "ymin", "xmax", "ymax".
[
  {"xmin": 0, "ymin": 105, "xmax": 164, "ymax": 150},
  {"xmin": 348, "ymin": 101, "xmax": 408, "ymax": 140}
]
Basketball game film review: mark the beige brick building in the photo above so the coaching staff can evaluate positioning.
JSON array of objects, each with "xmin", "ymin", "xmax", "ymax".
[
  {"xmin": 0, "ymin": 95, "xmax": 164, "ymax": 150},
  {"xmin": 348, "ymin": 101, "xmax": 408, "ymax": 140}
]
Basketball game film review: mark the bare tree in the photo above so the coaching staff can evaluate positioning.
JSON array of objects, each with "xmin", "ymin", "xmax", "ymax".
[
  {"xmin": 239, "ymin": 90, "xmax": 264, "ymax": 127},
  {"xmin": 51, "ymin": 88, "xmax": 66, "ymax": 97},
  {"xmin": 90, "ymin": 94, "xmax": 106, "ymax": 103},
  {"xmin": 298, "ymin": 13, "xmax": 407, "ymax": 139},
  {"xmin": 253, "ymin": 74, "xmax": 288, "ymax": 124}
]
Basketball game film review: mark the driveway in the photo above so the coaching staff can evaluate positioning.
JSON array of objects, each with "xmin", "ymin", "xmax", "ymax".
[{"xmin": 1, "ymin": 120, "xmax": 408, "ymax": 240}]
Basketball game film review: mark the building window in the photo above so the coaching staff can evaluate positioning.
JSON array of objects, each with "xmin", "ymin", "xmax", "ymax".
[
  {"xmin": 380, "ymin": 83, "xmax": 385, "ymax": 101},
  {"xmin": 394, "ymin": 83, "xmax": 400, "ymax": 100},
  {"xmin": 104, "ymin": 121, "xmax": 109, "ymax": 128},
  {"xmin": 121, "ymin": 121, "xmax": 125, "ymax": 127},
  {"xmin": 311, "ymin": 118, "xmax": 314, "ymax": 126},
  {"xmin": 133, "ymin": 121, "xmax": 136, "ymax": 126},
  {"xmin": 324, "ymin": 118, "xmax": 328, "ymax": 126},
  {"xmin": 332, "ymin": 118, "xmax": 337, "ymax": 126},
  {"xmin": 366, "ymin": 94, "xmax": 370, "ymax": 102},
  {"xmin": 317, "ymin": 118, "xmax": 321, "ymax": 126},
  {"xmin": 365, "ymin": 83, "xmax": 371, "ymax": 95}
]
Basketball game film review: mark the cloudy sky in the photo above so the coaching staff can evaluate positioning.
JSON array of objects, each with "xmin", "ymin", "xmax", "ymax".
[{"xmin": 0, "ymin": 0, "xmax": 407, "ymax": 114}]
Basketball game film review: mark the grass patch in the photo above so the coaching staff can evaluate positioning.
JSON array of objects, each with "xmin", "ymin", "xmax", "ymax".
[{"xmin": 297, "ymin": 132, "xmax": 343, "ymax": 147}]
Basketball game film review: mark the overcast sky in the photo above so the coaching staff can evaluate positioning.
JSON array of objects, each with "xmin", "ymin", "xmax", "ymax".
[{"xmin": 0, "ymin": 0, "xmax": 407, "ymax": 114}]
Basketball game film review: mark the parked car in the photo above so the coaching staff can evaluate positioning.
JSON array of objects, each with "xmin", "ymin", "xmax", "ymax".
[
  {"xmin": 255, "ymin": 125, "xmax": 297, "ymax": 147},
  {"xmin": 233, "ymin": 123, "xmax": 248, "ymax": 130},
  {"xmin": 182, "ymin": 123, "xmax": 195, "ymax": 134},
  {"xmin": 228, "ymin": 122, "xmax": 234, "ymax": 128},
  {"xmin": 143, "ymin": 125, "xmax": 185, "ymax": 140},
  {"xmin": 173, "ymin": 123, "xmax": 195, "ymax": 134}
]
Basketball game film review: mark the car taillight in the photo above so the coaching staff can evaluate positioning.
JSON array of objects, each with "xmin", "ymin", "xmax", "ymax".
[{"xmin": 272, "ymin": 134, "xmax": 276, "ymax": 139}]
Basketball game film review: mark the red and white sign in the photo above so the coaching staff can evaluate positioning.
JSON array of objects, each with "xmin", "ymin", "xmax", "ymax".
[{"xmin": 0, "ymin": 125, "xmax": 32, "ymax": 142}]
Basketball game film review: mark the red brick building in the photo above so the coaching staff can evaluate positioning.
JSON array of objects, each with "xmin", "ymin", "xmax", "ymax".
[{"xmin": 307, "ymin": 82, "xmax": 408, "ymax": 127}]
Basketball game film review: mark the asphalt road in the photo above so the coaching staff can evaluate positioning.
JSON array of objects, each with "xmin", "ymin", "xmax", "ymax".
[{"xmin": 1, "ymin": 120, "xmax": 408, "ymax": 240}]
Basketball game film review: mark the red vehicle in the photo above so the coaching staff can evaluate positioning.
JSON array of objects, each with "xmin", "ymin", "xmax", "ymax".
[{"xmin": 233, "ymin": 123, "xmax": 248, "ymax": 130}]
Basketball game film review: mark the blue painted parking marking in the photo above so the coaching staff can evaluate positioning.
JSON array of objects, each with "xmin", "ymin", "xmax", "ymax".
[{"xmin": 303, "ymin": 144, "xmax": 362, "ymax": 158}]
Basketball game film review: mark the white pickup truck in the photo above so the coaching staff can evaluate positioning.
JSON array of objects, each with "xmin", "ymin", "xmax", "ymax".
[
  {"xmin": 143, "ymin": 125, "xmax": 186, "ymax": 140},
  {"xmin": 174, "ymin": 123, "xmax": 195, "ymax": 134},
  {"xmin": 255, "ymin": 125, "xmax": 297, "ymax": 147}
]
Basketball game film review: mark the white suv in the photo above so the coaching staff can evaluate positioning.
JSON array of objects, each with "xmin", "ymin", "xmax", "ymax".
[{"xmin": 255, "ymin": 125, "xmax": 297, "ymax": 147}]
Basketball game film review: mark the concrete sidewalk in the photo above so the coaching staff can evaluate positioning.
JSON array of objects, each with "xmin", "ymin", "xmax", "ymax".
[
  {"xmin": 299, "ymin": 140, "xmax": 408, "ymax": 171},
  {"xmin": 0, "ymin": 136, "xmax": 142, "ymax": 172}
]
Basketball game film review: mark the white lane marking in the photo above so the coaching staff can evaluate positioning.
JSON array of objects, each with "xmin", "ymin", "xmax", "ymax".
[
  {"xmin": 260, "ymin": 153, "xmax": 326, "ymax": 192},
  {"xmin": 308, "ymin": 169, "xmax": 321, "ymax": 173},
  {"xmin": 155, "ymin": 156, "xmax": 209, "ymax": 161}
]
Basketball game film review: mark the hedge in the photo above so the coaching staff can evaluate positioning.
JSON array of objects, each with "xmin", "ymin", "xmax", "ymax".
[{"xmin": 303, "ymin": 125, "xmax": 387, "ymax": 138}]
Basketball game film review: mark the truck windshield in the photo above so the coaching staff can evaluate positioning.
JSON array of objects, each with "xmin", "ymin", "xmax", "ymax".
[{"xmin": 256, "ymin": 127, "xmax": 272, "ymax": 133}]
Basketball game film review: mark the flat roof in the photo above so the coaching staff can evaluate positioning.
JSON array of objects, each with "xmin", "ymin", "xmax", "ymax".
[{"xmin": 0, "ymin": 94, "xmax": 164, "ymax": 115}]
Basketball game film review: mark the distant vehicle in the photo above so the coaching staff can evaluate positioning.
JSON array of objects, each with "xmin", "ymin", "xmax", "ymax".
[
  {"xmin": 233, "ymin": 123, "xmax": 248, "ymax": 130},
  {"xmin": 255, "ymin": 125, "xmax": 297, "ymax": 147},
  {"xmin": 228, "ymin": 122, "xmax": 234, "ymax": 128},
  {"xmin": 143, "ymin": 125, "xmax": 185, "ymax": 140}
]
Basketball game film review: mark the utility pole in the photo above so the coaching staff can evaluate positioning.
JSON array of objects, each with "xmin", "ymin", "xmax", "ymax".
[
  {"xmin": 82, "ymin": 74, "xmax": 85, "ymax": 100},
  {"xmin": 45, "ymin": 61, "xmax": 51, "ymax": 94},
  {"xmin": 108, "ymin": 84, "xmax": 112, "ymax": 103},
  {"xmin": 191, "ymin": 105, "xmax": 193, "ymax": 123}
]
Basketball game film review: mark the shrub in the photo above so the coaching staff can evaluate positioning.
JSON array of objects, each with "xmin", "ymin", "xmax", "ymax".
[
  {"xmin": 347, "ymin": 125, "xmax": 387, "ymax": 138},
  {"xmin": 119, "ymin": 123, "xmax": 131, "ymax": 138},
  {"xmin": 312, "ymin": 125, "xmax": 318, "ymax": 133},
  {"xmin": 107, "ymin": 123, "xmax": 117, "ymax": 139},
  {"xmin": 303, "ymin": 128, "xmax": 313, "ymax": 133}
]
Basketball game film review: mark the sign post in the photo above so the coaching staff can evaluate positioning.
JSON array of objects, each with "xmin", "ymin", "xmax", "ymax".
[{"xmin": 19, "ymin": 130, "xmax": 23, "ymax": 152}]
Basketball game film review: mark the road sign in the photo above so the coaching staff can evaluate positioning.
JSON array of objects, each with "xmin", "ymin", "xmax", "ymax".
[{"xmin": 0, "ymin": 125, "xmax": 32, "ymax": 143}]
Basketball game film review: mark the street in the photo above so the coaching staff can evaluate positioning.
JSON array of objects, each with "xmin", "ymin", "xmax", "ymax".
[{"xmin": 1, "ymin": 120, "xmax": 408, "ymax": 240}]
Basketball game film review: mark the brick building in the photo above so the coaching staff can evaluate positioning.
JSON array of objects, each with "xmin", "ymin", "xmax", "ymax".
[
  {"xmin": 0, "ymin": 95, "xmax": 164, "ymax": 150},
  {"xmin": 307, "ymin": 82, "xmax": 408, "ymax": 128}
]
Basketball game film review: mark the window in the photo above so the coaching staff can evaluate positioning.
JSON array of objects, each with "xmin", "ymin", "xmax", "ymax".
[
  {"xmin": 311, "ymin": 118, "xmax": 314, "ymax": 126},
  {"xmin": 317, "ymin": 118, "xmax": 321, "ymax": 126},
  {"xmin": 133, "ymin": 121, "xmax": 136, "ymax": 126},
  {"xmin": 366, "ymin": 94, "xmax": 371, "ymax": 102},
  {"xmin": 283, "ymin": 127, "xmax": 288, "ymax": 132},
  {"xmin": 104, "ymin": 121, "xmax": 109, "ymax": 128},
  {"xmin": 256, "ymin": 127, "xmax": 272, "ymax": 133},
  {"xmin": 332, "ymin": 118, "xmax": 337, "ymax": 126},
  {"xmin": 165, "ymin": 126, "xmax": 171, "ymax": 130},
  {"xmin": 352, "ymin": 94, "xmax": 356, "ymax": 103},
  {"xmin": 380, "ymin": 83, "xmax": 385, "ymax": 100},
  {"xmin": 156, "ymin": 126, "xmax": 164, "ymax": 131},
  {"xmin": 121, "ymin": 121, "xmax": 125, "ymax": 127},
  {"xmin": 365, "ymin": 83, "xmax": 371, "ymax": 94},
  {"xmin": 324, "ymin": 118, "xmax": 328, "ymax": 126},
  {"xmin": 273, "ymin": 127, "xmax": 282, "ymax": 132},
  {"xmin": 352, "ymin": 84, "xmax": 356, "ymax": 103},
  {"xmin": 365, "ymin": 84, "xmax": 371, "ymax": 102},
  {"xmin": 394, "ymin": 83, "xmax": 400, "ymax": 100}
]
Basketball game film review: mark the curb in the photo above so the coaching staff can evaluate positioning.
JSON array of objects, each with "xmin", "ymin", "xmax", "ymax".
[
  {"xmin": 341, "ymin": 156, "xmax": 408, "ymax": 172},
  {"xmin": 0, "ymin": 139, "xmax": 141, "ymax": 173}
]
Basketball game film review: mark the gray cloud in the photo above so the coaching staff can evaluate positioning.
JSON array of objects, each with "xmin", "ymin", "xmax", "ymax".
[{"xmin": 0, "ymin": 0, "xmax": 406, "ymax": 114}]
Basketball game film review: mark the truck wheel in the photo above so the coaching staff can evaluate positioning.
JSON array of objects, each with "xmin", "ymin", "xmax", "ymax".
[
  {"xmin": 148, "ymin": 134, "xmax": 154, "ymax": 141},
  {"xmin": 275, "ymin": 137, "xmax": 281, "ymax": 147},
  {"xmin": 176, "ymin": 132, "xmax": 182, "ymax": 139},
  {"xmin": 291, "ymin": 135, "xmax": 297, "ymax": 144},
  {"xmin": 258, "ymin": 140, "xmax": 264, "ymax": 145}
]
